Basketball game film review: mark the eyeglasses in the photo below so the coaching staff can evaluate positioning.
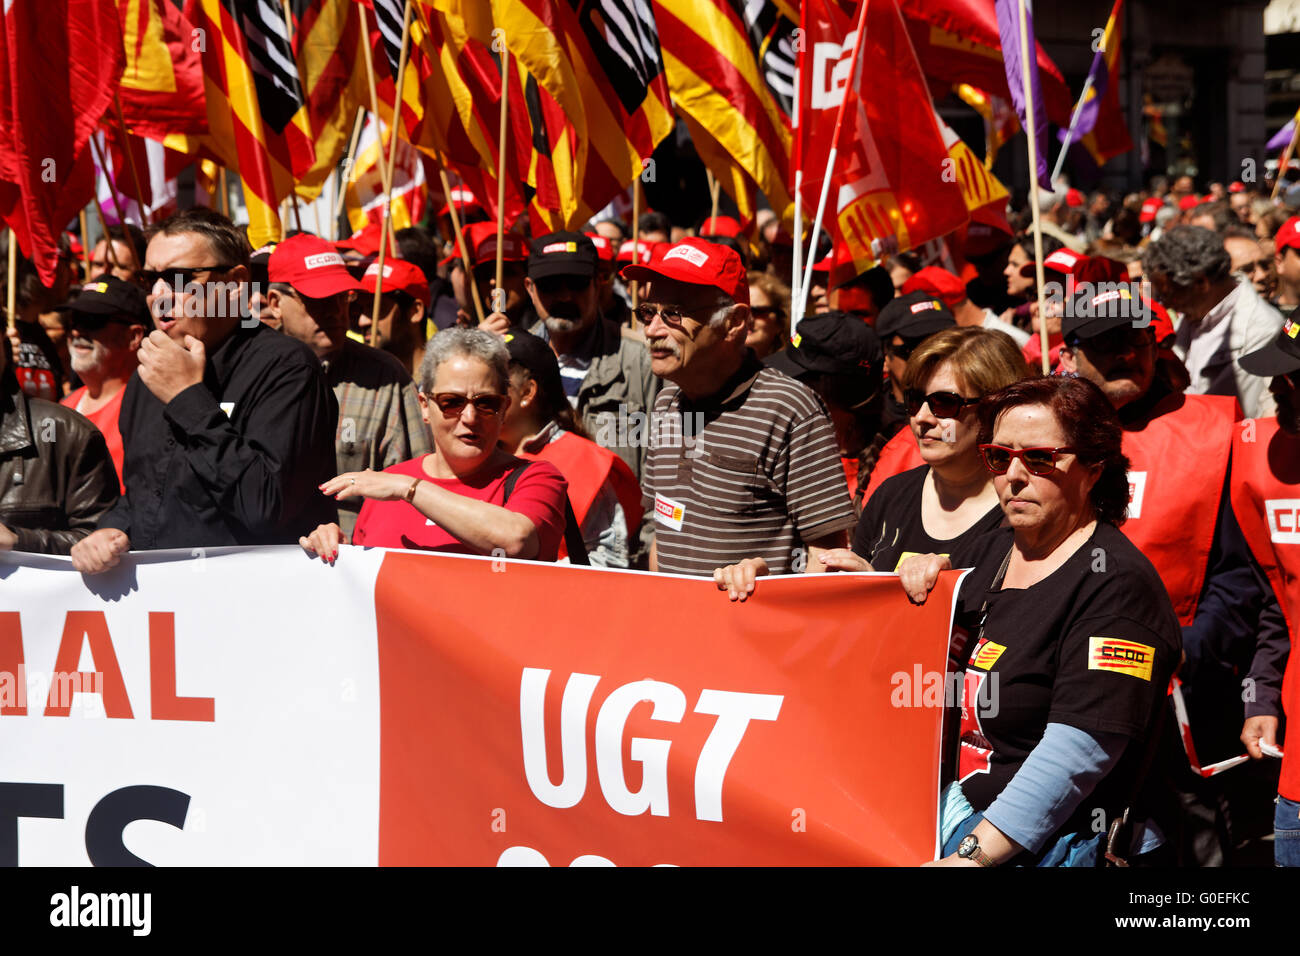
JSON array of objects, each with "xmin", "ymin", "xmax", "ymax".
[
  {"xmin": 750, "ymin": 305, "xmax": 784, "ymax": 319},
  {"xmin": 430, "ymin": 392, "xmax": 507, "ymax": 418},
  {"xmin": 979, "ymin": 444, "xmax": 1078, "ymax": 476},
  {"xmin": 633, "ymin": 303, "xmax": 717, "ymax": 330},
  {"xmin": 904, "ymin": 389, "xmax": 981, "ymax": 418},
  {"xmin": 139, "ymin": 265, "xmax": 232, "ymax": 288}
]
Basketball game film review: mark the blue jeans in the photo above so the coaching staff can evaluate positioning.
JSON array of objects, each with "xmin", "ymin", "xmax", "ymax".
[{"xmin": 1276, "ymin": 796, "xmax": 1300, "ymax": 867}]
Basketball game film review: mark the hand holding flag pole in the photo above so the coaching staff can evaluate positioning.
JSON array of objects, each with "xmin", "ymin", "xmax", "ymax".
[{"xmin": 371, "ymin": 0, "xmax": 414, "ymax": 348}]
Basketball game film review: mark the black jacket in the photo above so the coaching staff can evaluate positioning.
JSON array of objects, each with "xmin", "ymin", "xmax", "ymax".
[
  {"xmin": 99, "ymin": 322, "xmax": 339, "ymax": 549},
  {"xmin": 0, "ymin": 374, "xmax": 119, "ymax": 554}
]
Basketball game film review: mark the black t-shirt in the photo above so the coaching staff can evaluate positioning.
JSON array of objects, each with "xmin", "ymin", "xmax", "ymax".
[
  {"xmin": 948, "ymin": 523, "xmax": 1181, "ymax": 841},
  {"xmin": 851, "ymin": 465, "xmax": 1004, "ymax": 571}
]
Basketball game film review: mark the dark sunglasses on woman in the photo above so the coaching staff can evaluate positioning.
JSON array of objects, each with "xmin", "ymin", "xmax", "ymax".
[
  {"xmin": 979, "ymin": 444, "xmax": 1078, "ymax": 476},
  {"xmin": 904, "ymin": 389, "xmax": 981, "ymax": 418},
  {"xmin": 431, "ymin": 392, "xmax": 508, "ymax": 418}
]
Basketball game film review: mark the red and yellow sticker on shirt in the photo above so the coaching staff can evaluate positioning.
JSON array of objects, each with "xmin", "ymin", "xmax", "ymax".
[
  {"xmin": 969, "ymin": 638, "xmax": 1006, "ymax": 671},
  {"xmin": 1088, "ymin": 637, "xmax": 1155, "ymax": 681}
]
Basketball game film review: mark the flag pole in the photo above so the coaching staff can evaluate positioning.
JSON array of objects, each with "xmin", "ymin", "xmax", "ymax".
[
  {"xmin": 493, "ymin": 32, "xmax": 510, "ymax": 320},
  {"xmin": 796, "ymin": 0, "xmax": 869, "ymax": 326},
  {"xmin": 630, "ymin": 177, "xmax": 642, "ymax": 320},
  {"xmin": 706, "ymin": 169, "xmax": 720, "ymax": 224},
  {"xmin": 79, "ymin": 208, "xmax": 92, "ymax": 278},
  {"xmin": 791, "ymin": 44, "xmax": 803, "ymax": 337},
  {"xmin": 438, "ymin": 167, "xmax": 486, "ymax": 325},
  {"xmin": 5, "ymin": 229, "xmax": 15, "ymax": 332},
  {"xmin": 218, "ymin": 167, "xmax": 229, "ymax": 218},
  {"xmin": 371, "ymin": 0, "xmax": 413, "ymax": 347},
  {"xmin": 89, "ymin": 183, "xmax": 122, "ymax": 272},
  {"xmin": 1051, "ymin": 71, "xmax": 1094, "ymax": 185},
  {"xmin": 333, "ymin": 107, "xmax": 366, "ymax": 228},
  {"xmin": 89, "ymin": 134, "xmax": 132, "ymax": 238},
  {"xmin": 1272, "ymin": 123, "xmax": 1300, "ymax": 201},
  {"xmin": 358, "ymin": 2, "xmax": 394, "ymax": 201},
  {"xmin": 111, "ymin": 93, "xmax": 150, "ymax": 226},
  {"xmin": 1016, "ymin": 0, "xmax": 1051, "ymax": 375}
]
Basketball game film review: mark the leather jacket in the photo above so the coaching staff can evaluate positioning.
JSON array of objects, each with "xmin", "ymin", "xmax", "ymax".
[{"xmin": 0, "ymin": 374, "xmax": 119, "ymax": 554}]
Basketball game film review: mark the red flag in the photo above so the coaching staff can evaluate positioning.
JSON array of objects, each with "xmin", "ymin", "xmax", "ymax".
[
  {"xmin": 0, "ymin": 0, "xmax": 125, "ymax": 285},
  {"xmin": 798, "ymin": 0, "xmax": 968, "ymax": 286},
  {"xmin": 116, "ymin": 0, "xmax": 207, "ymax": 143}
]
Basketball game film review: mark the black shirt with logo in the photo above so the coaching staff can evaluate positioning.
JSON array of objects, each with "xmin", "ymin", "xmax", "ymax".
[
  {"xmin": 948, "ymin": 523, "xmax": 1181, "ymax": 840},
  {"xmin": 852, "ymin": 465, "xmax": 1004, "ymax": 571}
]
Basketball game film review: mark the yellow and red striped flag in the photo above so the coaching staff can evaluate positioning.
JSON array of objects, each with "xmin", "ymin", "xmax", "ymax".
[
  {"xmin": 293, "ymin": 0, "xmax": 369, "ymax": 201},
  {"xmin": 656, "ymin": 0, "xmax": 793, "ymax": 229},
  {"xmin": 343, "ymin": 114, "xmax": 426, "ymax": 234},
  {"xmin": 183, "ymin": 0, "xmax": 316, "ymax": 246}
]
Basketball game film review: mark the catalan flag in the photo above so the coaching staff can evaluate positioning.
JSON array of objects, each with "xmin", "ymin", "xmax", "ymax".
[
  {"xmin": 293, "ymin": 0, "xmax": 369, "ymax": 201},
  {"xmin": 184, "ymin": 0, "xmax": 316, "ymax": 247},
  {"xmin": 343, "ymin": 114, "xmax": 426, "ymax": 234},
  {"xmin": 116, "ymin": 0, "xmax": 208, "ymax": 145},
  {"xmin": 656, "ymin": 0, "xmax": 793, "ymax": 227},
  {"xmin": 1064, "ymin": 0, "xmax": 1132, "ymax": 167},
  {"xmin": 481, "ymin": 0, "xmax": 674, "ymax": 229},
  {"xmin": 954, "ymin": 83, "xmax": 1017, "ymax": 169}
]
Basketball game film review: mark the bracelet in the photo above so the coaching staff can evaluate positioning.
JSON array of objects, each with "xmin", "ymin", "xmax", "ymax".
[{"xmin": 404, "ymin": 477, "xmax": 423, "ymax": 503}]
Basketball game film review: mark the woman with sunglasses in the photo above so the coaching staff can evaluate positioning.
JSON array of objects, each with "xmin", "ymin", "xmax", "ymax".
[
  {"xmin": 746, "ymin": 271, "xmax": 789, "ymax": 360},
  {"xmin": 299, "ymin": 328, "xmax": 569, "ymax": 562},
  {"xmin": 899, "ymin": 376, "xmax": 1180, "ymax": 866},
  {"xmin": 826, "ymin": 327, "xmax": 1030, "ymax": 573}
]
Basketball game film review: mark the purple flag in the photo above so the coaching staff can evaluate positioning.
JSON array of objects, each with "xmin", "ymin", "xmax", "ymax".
[
  {"xmin": 995, "ymin": 0, "xmax": 1052, "ymax": 191},
  {"xmin": 1269, "ymin": 116, "xmax": 1297, "ymax": 152}
]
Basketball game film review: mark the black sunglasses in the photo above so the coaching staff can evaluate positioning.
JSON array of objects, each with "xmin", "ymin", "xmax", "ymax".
[
  {"xmin": 904, "ymin": 389, "xmax": 981, "ymax": 418},
  {"xmin": 139, "ymin": 265, "xmax": 233, "ymax": 288},
  {"xmin": 430, "ymin": 392, "xmax": 507, "ymax": 418},
  {"xmin": 534, "ymin": 274, "xmax": 592, "ymax": 296},
  {"xmin": 887, "ymin": 337, "xmax": 926, "ymax": 361}
]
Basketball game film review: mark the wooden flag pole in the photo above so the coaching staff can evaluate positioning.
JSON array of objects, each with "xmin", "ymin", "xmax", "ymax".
[
  {"xmin": 371, "ymin": 0, "xmax": 413, "ymax": 347},
  {"xmin": 89, "ymin": 185, "xmax": 122, "ymax": 272},
  {"xmin": 358, "ymin": 3, "xmax": 394, "ymax": 200},
  {"xmin": 79, "ymin": 209, "xmax": 92, "ymax": 277},
  {"xmin": 791, "ymin": 45, "xmax": 803, "ymax": 337},
  {"xmin": 112, "ymin": 93, "xmax": 150, "ymax": 226},
  {"xmin": 333, "ymin": 107, "xmax": 367, "ymax": 227},
  {"xmin": 218, "ymin": 167, "xmax": 229, "ymax": 218},
  {"xmin": 1272, "ymin": 122, "xmax": 1300, "ymax": 200},
  {"xmin": 706, "ymin": 169, "xmax": 720, "ymax": 225},
  {"xmin": 5, "ymin": 228, "xmax": 15, "ymax": 331},
  {"xmin": 439, "ymin": 166, "xmax": 486, "ymax": 325},
  {"xmin": 630, "ymin": 177, "xmax": 642, "ymax": 319},
  {"xmin": 493, "ymin": 31, "xmax": 510, "ymax": 319},
  {"xmin": 1016, "ymin": 0, "xmax": 1051, "ymax": 375}
]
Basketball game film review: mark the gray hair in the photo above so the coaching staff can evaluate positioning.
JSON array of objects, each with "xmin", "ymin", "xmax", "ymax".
[
  {"xmin": 419, "ymin": 327, "xmax": 510, "ymax": 394},
  {"xmin": 1143, "ymin": 225, "xmax": 1232, "ymax": 288}
]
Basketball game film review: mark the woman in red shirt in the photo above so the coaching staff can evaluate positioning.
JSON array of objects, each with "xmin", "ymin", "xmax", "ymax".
[{"xmin": 299, "ymin": 328, "xmax": 568, "ymax": 561}]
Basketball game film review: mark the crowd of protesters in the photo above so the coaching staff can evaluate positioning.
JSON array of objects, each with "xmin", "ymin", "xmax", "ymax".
[{"xmin": 4, "ymin": 161, "xmax": 1300, "ymax": 868}]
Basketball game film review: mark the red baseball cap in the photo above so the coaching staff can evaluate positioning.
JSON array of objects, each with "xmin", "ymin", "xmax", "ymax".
[
  {"xmin": 448, "ymin": 222, "xmax": 528, "ymax": 268},
  {"xmin": 1228, "ymin": 181, "xmax": 1246, "ymax": 194},
  {"xmin": 585, "ymin": 232, "xmax": 616, "ymax": 264},
  {"xmin": 621, "ymin": 237, "xmax": 749, "ymax": 305},
  {"xmin": 1020, "ymin": 247, "xmax": 1086, "ymax": 278},
  {"xmin": 1275, "ymin": 216, "xmax": 1300, "ymax": 255},
  {"xmin": 337, "ymin": 221, "xmax": 383, "ymax": 256},
  {"xmin": 699, "ymin": 215, "xmax": 743, "ymax": 238},
  {"xmin": 269, "ymin": 234, "xmax": 359, "ymax": 297},
  {"xmin": 1178, "ymin": 194, "xmax": 1201, "ymax": 211},
  {"xmin": 360, "ymin": 257, "xmax": 431, "ymax": 308},
  {"xmin": 1139, "ymin": 197, "xmax": 1165, "ymax": 223},
  {"xmin": 902, "ymin": 266, "xmax": 966, "ymax": 308},
  {"xmin": 437, "ymin": 185, "xmax": 483, "ymax": 219},
  {"xmin": 1065, "ymin": 188, "xmax": 1085, "ymax": 208},
  {"xmin": 616, "ymin": 239, "xmax": 655, "ymax": 266}
]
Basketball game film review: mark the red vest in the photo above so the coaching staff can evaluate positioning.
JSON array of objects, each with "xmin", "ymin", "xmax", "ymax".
[
  {"xmin": 520, "ymin": 431, "xmax": 644, "ymax": 559},
  {"xmin": 1119, "ymin": 393, "xmax": 1235, "ymax": 626},
  {"xmin": 1229, "ymin": 417, "xmax": 1300, "ymax": 800}
]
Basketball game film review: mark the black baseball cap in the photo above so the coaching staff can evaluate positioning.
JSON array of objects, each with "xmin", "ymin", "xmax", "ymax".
[
  {"xmin": 61, "ymin": 276, "xmax": 152, "ymax": 328},
  {"xmin": 766, "ymin": 310, "xmax": 882, "ymax": 382},
  {"xmin": 1062, "ymin": 285, "xmax": 1143, "ymax": 342},
  {"xmin": 874, "ymin": 291, "xmax": 955, "ymax": 342},
  {"xmin": 528, "ymin": 231, "xmax": 597, "ymax": 281},
  {"xmin": 502, "ymin": 330, "xmax": 567, "ymax": 412},
  {"xmin": 1239, "ymin": 317, "xmax": 1300, "ymax": 377}
]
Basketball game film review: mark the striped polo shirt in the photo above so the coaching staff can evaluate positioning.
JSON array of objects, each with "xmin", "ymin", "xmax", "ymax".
[{"xmin": 644, "ymin": 353, "xmax": 857, "ymax": 576}]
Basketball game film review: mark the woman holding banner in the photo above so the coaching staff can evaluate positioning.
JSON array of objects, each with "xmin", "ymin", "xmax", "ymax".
[
  {"xmin": 713, "ymin": 327, "xmax": 1027, "ymax": 598},
  {"xmin": 899, "ymin": 376, "xmax": 1180, "ymax": 866},
  {"xmin": 299, "ymin": 328, "xmax": 570, "ymax": 562}
]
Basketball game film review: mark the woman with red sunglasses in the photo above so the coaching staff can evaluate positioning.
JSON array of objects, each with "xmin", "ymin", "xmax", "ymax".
[
  {"xmin": 901, "ymin": 376, "xmax": 1181, "ymax": 867},
  {"xmin": 299, "ymin": 328, "xmax": 569, "ymax": 562}
]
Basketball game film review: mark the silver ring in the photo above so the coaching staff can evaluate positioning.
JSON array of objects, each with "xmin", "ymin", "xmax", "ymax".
[{"xmin": 350, "ymin": 478, "xmax": 356, "ymax": 485}]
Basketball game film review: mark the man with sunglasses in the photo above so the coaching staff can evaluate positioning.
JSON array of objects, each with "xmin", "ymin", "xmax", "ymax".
[
  {"xmin": 58, "ymin": 277, "xmax": 153, "ymax": 490},
  {"xmin": 1060, "ymin": 278, "xmax": 1282, "ymax": 864},
  {"xmin": 525, "ymin": 231, "xmax": 657, "ymax": 486},
  {"xmin": 1233, "ymin": 319, "xmax": 1300, "ymax": 865},
  {"xmin": 267, "ymin": 235, "xmax": 431, "ymax": 539},
  {"xmin": 624, "ymin": 238, "xmax": 856, "ymax": 580},
  {"xmin": 70, "ymin": 209, "xmax": 338, "ymax": 574},
  {"xmin": 875, "ymin": 291, "xmax": 957, "ymax": 439}
]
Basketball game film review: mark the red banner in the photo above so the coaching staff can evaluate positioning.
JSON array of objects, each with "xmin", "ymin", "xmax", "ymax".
[{"xmin": 374, "ymin": 553, "xmax": 964, "ymax": 866}]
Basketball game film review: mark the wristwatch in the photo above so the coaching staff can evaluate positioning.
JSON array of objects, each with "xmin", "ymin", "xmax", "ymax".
[{"xmin": 957, "ymin": 833, "xmax": 996, "ymax": 867}]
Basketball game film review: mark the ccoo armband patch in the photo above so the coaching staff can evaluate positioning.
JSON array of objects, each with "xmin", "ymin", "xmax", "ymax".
[{"xmin": 1088, "ymin": 637, "xmax": 1154, "ymax": 681}]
